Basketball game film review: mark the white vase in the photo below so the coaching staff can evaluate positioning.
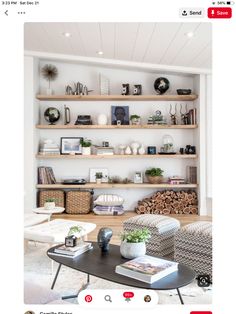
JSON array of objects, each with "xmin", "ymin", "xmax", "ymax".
[
  {"xmin": 44, "ymin": 202, "xmax": 55, "ymax": 210},
  {"xmin": 96, "ymin": 178, "xmax": 102, "ymax": 184},
  {"xmin": 131, "ymin": 142, "xmax": 140, "ymax": 155},
  {"xmin": 82, "ymin": 147, "xmax": 91, "ymax": 155},
  {"xmin": 138, "ymin": 144, "xmax": 145, "ymax": 155},
  {"xmin": 97, "ymin": 114, "xmax": 108, "ymax": 125},
  {"xmin": 120, "ymin": 241, "xmax": 146, "ymax": 259},
  {"xmin": 46, "ymin": 88, "xmax": 53, "ymax": 95},
  {"xmin": 125, "ymin": 146, "xmax": 132, "ymax": 155}
]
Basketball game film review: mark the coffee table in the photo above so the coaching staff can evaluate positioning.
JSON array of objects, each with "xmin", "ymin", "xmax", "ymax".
[{"xmin": 47, "ymin": 242, "xmax": 196, "ymax": 304}]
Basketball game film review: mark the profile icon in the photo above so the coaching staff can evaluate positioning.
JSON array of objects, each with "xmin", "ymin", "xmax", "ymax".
[
  {"xmin": 24, "ymin": 311, "xmax": 35, "ymax": 314},
  {"xmin": 144, "ymin": 294, "xmax": 151, "ymax": 302}
]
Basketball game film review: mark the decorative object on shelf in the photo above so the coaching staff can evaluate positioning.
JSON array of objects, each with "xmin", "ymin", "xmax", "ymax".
[
  {"xmin": 133, "ymin": 84, "xmax": 142, "ymax": 95},
  {"xmin": 180, "ymin": 103, "xmax": 188, "ymax": 125},
  {"xmin": 133, "ymin": 172, "xmax": 143, "ymax": 184},
  {"xmin": 185, "ymin": 145, "xmax": 196, "ymax": 154},
  {"xmin": 138, "ymin": 144, "xmax": 145, "ymax": 155},
  {"xmin": 121, "ymin": 83, "xmax": 130, "ymax": 95},
  {"xmin": 62, "ymin": 179, "xmax": 87, "ymax": 185},
  {"xmin": 64, "ymin": 105, "xmax": 71, "ymax": 125},
  {"xmin": 99, "ymin": 73, "xmax": 110, "ymax": 95},
  {"xmin": 60, "ymin": 137, "xmax": 83, "ymax": 155},
  {"xmin": 145, "ymin": 168, "xmax": 164, "ymax": 184},
  {"xmin": 187, "ymin": 108, "xmax": 197, "ymax": 125},
  {"xmin": 147, "ymin": 110, "xmax": 167, "ymax": 125},
  {"xmin": 39, "ymin": 139, "xmax": 60, "ymax": 155},
  {"xmin": 125, "ymin": 145, "xmax": 132, "ymax": 155},
  {"xmin": 130, "ymin": 114, "xmax": 141, "ymax": 125},
  {"xmin": 44, "ymin": 107, "xmax": 60, "ymax": 125},
  {"xmin": 176, "ymin": 89, "xmax": 192, "ymax": 95},
  {"xmin": 90, "ymin": 168, "xmax": 109, "ymax": 183},
  {"xmin": 131, "ymin": 142, "xmax": 140, "ymax": 155},
  {"xmin": 74, "ymin": 115, "xmax": 92, "ymax": 125},
  {"xmin": 154, "ymin": 77, "xmax": 169, "ymax": 95},
  {"xmin": 95, "ymin": 172, "xmax": 103, "ymax": 184},
  {"xmin": 179, "ymin": 147, "xmax": 184, "ymax": 154},
  {"xmin": 109, "ymin": 176, "xmax": 122, "ymax": 183},
  {"xmin": 74, "ymin": 82, "xmax": 83, "ymax": 95},
  {"xmin": 80, "ymin": 139, "xmax": 92, "ymax": 155},
  {"xmin": 168, "ymin": 176, "xmax": 185, "ymax": 185},
  {"xmin": 97, "ymin": 227, "xmax": 113, "ymax": 252},
  {"xmin": 41, "ymin": 64, "xmax": 58, "ymax": 95},
  {"xmin": 65, "ymin": 85, "xmax": 73, "ymax": 95},
  {"xmin": 147, "ymin": 146, "xmax": 156, "ymax": 155},
  {"xmin": 122, "ymin": 177, "xmax": 132, "ymax": 184},
  {"xmin": 111, "ymin": 106, "xmax": 129, "ymax": 125},
  {"xmin": 120, "ymin": 228, "xmax": 151, "ymax": 259},
  {"xmin": 102, "ymin": 141, "xmax": 109, "ymax": 147},
  {"xmin": 97, "ymin": 113, "xmax": 108, "ymax": 125},
  {"xmin": 160, "ymin": 134, "xmax": 175, "ymax": 154},
  {"xmin": 186, "ymin": 166, "xmax": 197, "ymax": 184},
  {"xmin": 169, "ymin": 104, "xmax": 177, "ymax": 125},
  {"xmin": 44, "ymin": 198, "xmax": 56, "ymax": 210},
  {"xmin": 135, "ymin": 190, "xmax": 198, "ymax": 215},
  {"xmin": 119, "ymin": 145, "xmax": 126, "ymax": 155},
  {"xmin": 95, "ymin": 145, "xmax": 114, "ymax": 155}
]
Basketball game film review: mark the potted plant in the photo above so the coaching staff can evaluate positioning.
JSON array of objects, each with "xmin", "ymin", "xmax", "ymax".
[
  {"xmin": 120, "ymin": 228, "xmax": 151, "ymax": 259},
  {"xmin": 44, "ymin": 198, "xmax": 56, "ymax": 210},
  {"xmin": 145, "ymin": 168, "xmax": 164, "ymax": 184},
  {"xmin": 95, "ymin": 172, "xmax": 103, "ymax": 184},
  {"xmin": 80, "ymin": 139, "xmax": 92, "ymax": 155},
  {"xmin": 130, "ymin": 114, "xmax": 141, "ymax": 125}
]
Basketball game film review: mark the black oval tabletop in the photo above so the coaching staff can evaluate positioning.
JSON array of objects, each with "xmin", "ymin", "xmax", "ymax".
[{"xmin": 47, "ymin": 242, "xmax": 196, "ymax": 290}]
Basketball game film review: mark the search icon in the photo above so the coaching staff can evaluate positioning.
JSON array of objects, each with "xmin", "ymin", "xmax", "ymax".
[{"xmin": 104, "ymin": 295, "xmax": 112, "ymax": 302}]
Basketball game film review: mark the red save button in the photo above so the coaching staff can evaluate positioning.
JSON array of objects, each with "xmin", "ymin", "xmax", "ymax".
[{"xmin": 208, "ymin": 7, "xmax": 232, "ymax": 18}]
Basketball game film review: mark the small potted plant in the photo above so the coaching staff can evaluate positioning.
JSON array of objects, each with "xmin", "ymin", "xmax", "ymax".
[
  {"xmin": 120, "ymin": 228, "xmax": 151, "ymax": 259},
  {"xmin": 130, "ymin": 114, "xmax": 141, "ymax": 125},
  {"xmin": 95, "ymin": 172, "xmax": 103, "ymax": 184},
  {"xmin": 44, "ymin": 198, "xmax": 56, "ymax": 210},
  {"xmin": 81, "ymin": 139, "xmax": 92, "ymax": 155},
  {"xmin": 145, "ymin": 167, "xmax": 164, "ymax": 184}
]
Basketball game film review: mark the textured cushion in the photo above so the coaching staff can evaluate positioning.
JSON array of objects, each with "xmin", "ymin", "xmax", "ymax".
[
  {"xmin": 24, "ymin": 280, "xmax": 60, "ymax": 304},
  {"xmin": 94, "ymin": 194, "xmax": 124, "ymax": 206}
]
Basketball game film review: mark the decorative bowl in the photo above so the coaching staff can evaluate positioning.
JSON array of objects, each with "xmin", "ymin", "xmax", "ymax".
[{"xmin": 176, "ymin": 89, "xmax": 192, "ymax": 95}]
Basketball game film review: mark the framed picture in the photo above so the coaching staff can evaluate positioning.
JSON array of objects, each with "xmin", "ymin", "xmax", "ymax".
[
  {"xmin": 89, "ymin": 168, "xmax": 109, "ymax": 183},
  {"xmin": 133, "ymin": 171, "xmax": 143, "ymax": 184},
  {"xmin": 111, "ymin": 106, "xmax": 129, "ymax": 125},
  {"xmin": 60, "ymin": 137, "xmax": 83, "ymax": 155}
]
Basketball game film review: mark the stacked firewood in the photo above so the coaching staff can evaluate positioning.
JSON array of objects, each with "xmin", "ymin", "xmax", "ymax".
[{"xmin": 135, "ymin": 190, "xmax": 198, "ymax": 215}]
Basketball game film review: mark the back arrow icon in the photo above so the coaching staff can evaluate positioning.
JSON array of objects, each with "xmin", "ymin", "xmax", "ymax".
[{"xmin": 5, "ymin": 10, "xmax": 8, "ymax": 16}]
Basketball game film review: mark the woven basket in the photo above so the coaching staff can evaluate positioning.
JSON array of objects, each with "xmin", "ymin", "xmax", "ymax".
[
  {"xmin": 66, "ymin": 191, "xmax": 92, "ymax": 214},
  {"xmin": 39, "ymin": 190, "xmax": 65, "ymax": 207}
]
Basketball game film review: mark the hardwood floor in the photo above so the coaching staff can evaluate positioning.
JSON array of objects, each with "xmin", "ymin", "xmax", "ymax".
[{"xmin": 53, "ymin": 212, "xmax": 212, "ymax": 245}]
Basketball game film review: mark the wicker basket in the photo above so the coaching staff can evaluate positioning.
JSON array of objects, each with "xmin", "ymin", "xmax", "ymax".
[
  {"xmin": 146, "ymin": 175, "xmax": 163, "ymax": 184},
  {"xmin": 39, "ymin": 190, "xmax": 65, "ymax": 207},
  {"xmin": 66, "ymin": 191, "xmax": 92, "ymax": 214}
]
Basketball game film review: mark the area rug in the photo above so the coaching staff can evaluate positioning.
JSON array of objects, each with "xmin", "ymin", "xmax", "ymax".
[{"xmin": 24, "ymin": 243, "xmax": 212, "ymax": 304}]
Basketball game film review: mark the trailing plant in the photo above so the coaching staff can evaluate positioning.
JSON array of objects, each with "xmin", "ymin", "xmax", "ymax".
[
  {"xmin": 120, "ymin": 228, "xmax": 151, "ymax": 243},
  {"xmin": 145, "ymin": 168, "xmax": 164, "ymax": 177},
  {"xmin": 130, "ymin": 114, "xmax": 141, "ymax": 120}
]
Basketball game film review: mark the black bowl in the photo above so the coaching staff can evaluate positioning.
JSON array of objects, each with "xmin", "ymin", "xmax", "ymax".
[{"xmin": 176, "ymin": 89, "xmax": 192, "ymax": 95}]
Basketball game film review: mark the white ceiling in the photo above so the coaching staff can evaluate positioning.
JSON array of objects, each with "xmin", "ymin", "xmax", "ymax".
[{"xmin": 24, "ymin": 22, "xmax": 212, "ymax": 69}]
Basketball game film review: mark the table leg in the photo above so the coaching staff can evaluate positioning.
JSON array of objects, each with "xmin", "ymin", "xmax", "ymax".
[
  {"xmin": 51, "ymin": 263, "xmax": 62, "ymax": 290},
  {"xmin": 176, "ymin": 288, "xmax": 184, "ymax": 304}
]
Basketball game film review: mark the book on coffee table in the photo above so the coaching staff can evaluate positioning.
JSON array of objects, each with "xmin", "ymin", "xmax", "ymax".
[
  {"xmin": 48, "ymin": 242, "xmax": 93, "ymax": 258},
  {"xmin": 115, "ymin": 255, "xmax": 178, "ymax": 284}
]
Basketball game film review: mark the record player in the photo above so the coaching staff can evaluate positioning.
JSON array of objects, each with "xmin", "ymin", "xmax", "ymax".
[
  {"xmin": 74, "ymin": 115, "xmax": 92, "ymax": 125},
  {"xmin": 62, "ymin": 179, "xmax": 87, "ymax": 185}
]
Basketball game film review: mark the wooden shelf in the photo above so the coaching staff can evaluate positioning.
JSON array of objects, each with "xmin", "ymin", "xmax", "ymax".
[
  {"xmin": 36, "ymin": 154, "xmax": 197, "ymax": 159},
  {"xmin": 36, "ymin": 124, "xmax": 198, "ymax": 130},
  {"xmin": 36, "ymin": 94, "xmax": 198, "ymax": 101},
  {"xmin": 36, "ymin": 183, "xmax": 198, "ymax": 189}
]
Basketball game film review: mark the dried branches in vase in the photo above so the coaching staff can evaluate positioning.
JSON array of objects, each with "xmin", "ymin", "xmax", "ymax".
[{"xmin": 41, "ymin": 64, "xmax": 58, "ymax": 95}]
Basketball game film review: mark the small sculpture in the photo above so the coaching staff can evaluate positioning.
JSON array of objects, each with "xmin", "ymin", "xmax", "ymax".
[
  {"xmin": 65, "ymin": 85, "xmax": 73, "ymax": 95},
  {"xmin": 138, "ymin": 144, "xmax": 145, "ymax": 155},
  {"xmin": 133, "ymin": 84, "xmax": 142, "ymax": 95},
  {"xmin": 180, "ymin": 104, "xmax": 188, "ymax": 125},
  {"xmin": 125, "ymin": 145, "xmax": 132, "ymax": 155},
  {"xmin": 121, "ymin": 84, "xmax": 129, "ymax": 95},
  {"xmin": 97, "ymin": 227, "xmax": 113, "ymax": 252},
  {"xmin": 169, "ymin": 104, "xmax": 177, "ymax": 125},
  {"xmin": 131, "ymin": 142, "xmax": 140, "ymax": 155}
]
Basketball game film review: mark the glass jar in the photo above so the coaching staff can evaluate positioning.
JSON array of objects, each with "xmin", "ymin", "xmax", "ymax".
[{"xmin": 162, "ymin": 135, "xmax": 174, "ymax": 153}]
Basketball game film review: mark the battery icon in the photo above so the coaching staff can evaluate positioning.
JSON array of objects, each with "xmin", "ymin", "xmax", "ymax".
[{"xmin": 227, "ymin": 1, "xmax": 235, "ymax": 4}]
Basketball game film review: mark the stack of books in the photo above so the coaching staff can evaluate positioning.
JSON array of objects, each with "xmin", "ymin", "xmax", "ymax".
[
  {"xmin": 168, "ymin": 176, "xmax": 185, "ymax": 185},
  {"xmin": 39, "ymin": 141, "xmax": 60, "ymax": 155},
  {"xmin": 188, "ymin": 108, "xmax": 197, "ymax": 125},
  {"xmin": 38, "ymin": 167, "xmax": 56, "ymax": 184},
  {"xmin": 48, "ymin": 242, "xmax": 93, "ymax": 259},
  {"xmin": 95, "ymin": 146, "xmax": 114, "ymax": 155},
  {"xmin": 115, "ymin": 255, "xmax": 178, "ymax": 284},
  {"xmin": 186, "ymin": 166, "xmax": 197, "ymax": 184}
]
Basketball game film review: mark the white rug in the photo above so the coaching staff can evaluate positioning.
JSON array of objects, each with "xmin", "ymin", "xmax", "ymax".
[{"xmin": 24, "ymin": 243, "xmax": 212, "ymax": 304}]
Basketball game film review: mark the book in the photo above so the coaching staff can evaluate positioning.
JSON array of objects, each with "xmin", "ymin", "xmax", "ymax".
[
  {"xmin": 49, "ymin": 242, "xmax": 93, "ymax": 258},
  {"xmin": 115, "ymin": 255, "xmax": 178, "ymax": 284}
]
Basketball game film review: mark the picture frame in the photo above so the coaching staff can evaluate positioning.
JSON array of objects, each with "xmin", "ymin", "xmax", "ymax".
[
  {"xmin": 60, "ymin": 137, "xmax": 83, "ymax": 155},
  {"xmin": 111, "ymin": 106, "xmax": 129, "ymax": 125},
  {"xmin": 133, "ymin": 171, "xmax": 143, "ymax": 184},
  {"xmin": 89, "ymin": 168, "xmax": 109, "ymax": 183}
]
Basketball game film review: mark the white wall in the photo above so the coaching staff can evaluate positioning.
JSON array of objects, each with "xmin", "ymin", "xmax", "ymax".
[{"xmin": 36, "ymin": 60, "xmax": 198, "ymax": 212}]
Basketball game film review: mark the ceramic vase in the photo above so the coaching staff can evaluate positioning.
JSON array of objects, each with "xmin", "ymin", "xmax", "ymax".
[
  {"xmin": 120, "ymin": 241, "xmax": 146, "ymax": 259},
  {"xmin": 82, "ymin": 147, "xmax": 91, "ymax": 155},
  {"xmin": 131, "ymin": 142, "xmax": 140, "ymax": 155},
  {"xmin": 97, "ymin": 114, "xmax": 108, "ymax": 125},
  {"xmin": 138, "ymin": 144, "xmax": 145, "ymax": 155},
  {"xmin": 125, "ymin": 146, "xmax": 132, "ymax": 155},
  {"xmin": 44, "ymin": 202, "xmax": 55, "ymax": 210}
]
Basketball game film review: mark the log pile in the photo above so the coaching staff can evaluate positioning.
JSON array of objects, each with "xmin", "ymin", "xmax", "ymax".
[{"xmin": 135, "ymin": 190, "xmax": 198, "ymax": 215}]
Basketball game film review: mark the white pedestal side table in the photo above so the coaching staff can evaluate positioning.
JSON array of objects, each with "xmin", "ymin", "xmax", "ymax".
[{"xmin": 32, "ymin": 207, "xmax": 65, "ymax": 221}]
